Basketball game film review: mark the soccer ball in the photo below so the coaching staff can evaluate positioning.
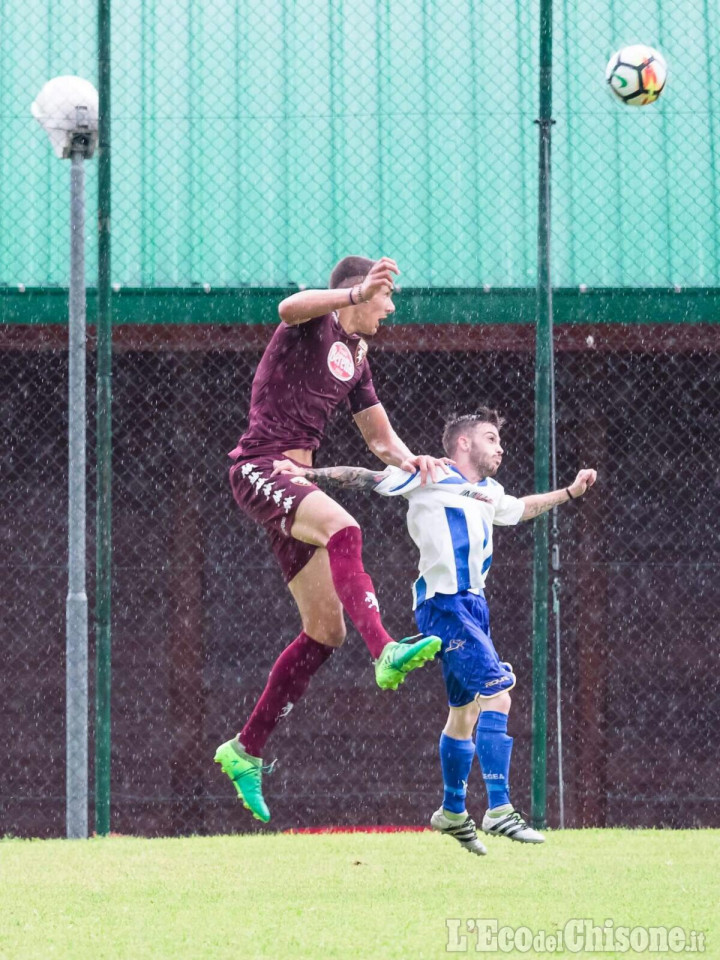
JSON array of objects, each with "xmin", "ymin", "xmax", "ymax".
[{"xmin": 605, "ymin": 45, "xmax": 667, "ymax": 106}]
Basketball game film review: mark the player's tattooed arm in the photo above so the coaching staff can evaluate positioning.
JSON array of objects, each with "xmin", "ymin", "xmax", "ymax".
[
  {"xmin": 519, "ymin": 489, "xmax": 575, "ymax": 520},
  {"xmin": 303, "ymin": 465, "xmax": 388, "ymax": 492},
  {"xmin": 519, "ymin": 468, "xmax": 597, "ymax": 520},
  {"xmin": 270, "ymin": 458, "xmax": 388, "ymax": 491}
]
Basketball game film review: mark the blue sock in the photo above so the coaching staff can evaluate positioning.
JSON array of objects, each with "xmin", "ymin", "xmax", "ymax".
[
  {"xmin": 475, "ymin": 711, "xmax": 513, "ymax": 810},
  {"xmin": 439, "ymin": 733, "xmax": 475, "ymax": 814}
]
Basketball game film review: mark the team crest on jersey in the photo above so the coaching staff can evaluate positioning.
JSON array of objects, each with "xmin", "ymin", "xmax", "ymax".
[
  {"xmin": 355, "ymin": 339, "xmax": 368, "ymax": 366},
  {"xmin": 327, "ymin": 341, "xmax": 354, "ymax": 382},
  {"xmin": 291, "ymin": 476, "xmax": 312, "ymax": 486}
]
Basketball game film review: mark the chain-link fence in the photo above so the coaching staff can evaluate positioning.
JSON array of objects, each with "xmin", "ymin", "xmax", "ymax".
[
  {"xmin": 553, "ymin": 0, "xmax": 720, "ymax": 287},
  {"xmin": 4, "ymin": 1, "xmax": 719, "ymax": 289},
  {"xmin": 1, "ymin": 0, "xmax": 719, "ymax": 837},
  {"xmin": 3, "ymin": 329, "xmax": 719, "ymax": 835}
]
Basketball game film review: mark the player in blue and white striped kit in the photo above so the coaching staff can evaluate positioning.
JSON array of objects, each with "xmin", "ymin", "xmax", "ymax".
[{"xmin": 274, "ymin": 408, "xmax": 596, "ymax": 855}]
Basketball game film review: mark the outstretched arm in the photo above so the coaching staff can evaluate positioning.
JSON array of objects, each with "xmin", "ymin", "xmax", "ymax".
[
  {"xmin": 277, "ymin": 288, "xmax": 362, "ymax": 325},
  {"xmin": 519, "ymin": 468, "xmax": 597, "ymax": 521},
  {"xmin": 278, "ymin": 257, "xmax": 399, "ymax": 325},
  {"xmin": 353, "ymin": 404, "xmax": 453, "ymax": 484},
  {"xmin": 270, "ymin": 460, "xmax": 388, "ymax": 492}
]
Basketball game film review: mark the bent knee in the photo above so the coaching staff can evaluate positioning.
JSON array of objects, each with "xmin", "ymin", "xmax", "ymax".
[
  {"xmin": 322, "ymin": 515, "xmax": 360, "ymax": 545},
  {"xmin": 305, "ymin": 630, "xmax": 347, "ymax": 648},
  {"xmin": 306, "ymin": 623, "xmax": 347, "ymax": 648},
  {"xmin": 291, "ymin": 491, "xmax": 360, "ymax": 547}
]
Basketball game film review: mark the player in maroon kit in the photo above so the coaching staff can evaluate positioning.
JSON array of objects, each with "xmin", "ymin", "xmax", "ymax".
[{"xmin": 214, "ymin": 255, "xmax": 449, "ymax": 822}]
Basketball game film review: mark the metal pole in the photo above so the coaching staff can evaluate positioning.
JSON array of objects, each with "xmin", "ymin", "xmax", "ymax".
[
  {"xmin": 550, "ymin": 252, "xmax": 565, "ymax": 828},
  {"xmin": 531, "ymin": 0, "xmax": 554, "ymax": 831},
  {"xmin": 95, "ymin": 0, "xmax": 112, "ymax": 838},
  {"xmin": 552, "ymin": 576, "xmax": 565, "ymax": 827},
  {"xmin": 67, "ymin": 146, "xmax": 88, "ymax": 839}
]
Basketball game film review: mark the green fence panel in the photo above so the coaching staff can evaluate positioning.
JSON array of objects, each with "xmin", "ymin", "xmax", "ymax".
[
  {"xmin": 4, "ymin": 0, "xmax": 717, "ymax": 289},
  {"xmin": 553, "ymin": 0, "xmax": 720, "ymax": 286}
]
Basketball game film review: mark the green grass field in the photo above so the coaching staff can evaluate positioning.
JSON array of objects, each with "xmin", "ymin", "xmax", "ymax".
[{"xmin": 1, "ymin": 830, "xmax": 717, "ymax": 960}]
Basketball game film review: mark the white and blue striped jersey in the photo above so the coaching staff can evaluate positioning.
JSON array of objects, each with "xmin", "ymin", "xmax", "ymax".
[{"xmin": 374, "ymin": 465, "xmax": 525, "ymax": 608}]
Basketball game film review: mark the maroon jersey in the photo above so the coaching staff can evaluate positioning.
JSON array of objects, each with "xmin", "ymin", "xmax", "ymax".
[{"xmin": 230, "ymin": 312, "xmax": 379, "ymax": 459}]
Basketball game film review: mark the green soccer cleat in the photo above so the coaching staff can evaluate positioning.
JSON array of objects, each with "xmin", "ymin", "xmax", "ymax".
[
  {"xmin": 374, "ymin": 634, "xmax": 441, "ymax": 690},
  {"xmin": 214, "ymin": 738, "xmax": 273, "ymax": 823}
]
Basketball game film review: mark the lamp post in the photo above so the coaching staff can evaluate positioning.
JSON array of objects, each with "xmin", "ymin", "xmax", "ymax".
[{"xmin": 32, "ymin": 77, "xmax": 98, "ymax": 839}]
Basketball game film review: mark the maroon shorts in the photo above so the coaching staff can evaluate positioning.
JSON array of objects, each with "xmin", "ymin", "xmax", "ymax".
[{"xmin": 229, "ymin": 454, "xmax": 321, "ymax": 583}]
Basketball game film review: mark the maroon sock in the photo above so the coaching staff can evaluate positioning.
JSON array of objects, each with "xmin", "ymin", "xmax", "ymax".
[
  {"xmin": 239, "ymin": 632, "xmax": 334, "ymax": 758},
  {"xmin": 325, "ymin": 526, "xmax": 393, "ymax": 660}
]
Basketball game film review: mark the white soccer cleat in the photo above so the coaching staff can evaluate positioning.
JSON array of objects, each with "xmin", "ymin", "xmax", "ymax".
[
  {"xmin": 482, "ymin": 806, "xmax": 545, "ymax": 843},
  {"xmin": 430, "ymin": 807, "xmax": 487, "ymax": 856}
]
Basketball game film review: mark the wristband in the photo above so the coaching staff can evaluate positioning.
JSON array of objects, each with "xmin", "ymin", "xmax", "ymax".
[
  {"xmin": 566, "ymin": 487, "xmax": 577, "ymax": 501},
  {"xmin": 348, "ymin": 286, "xmax": 357, "ymax": 305}
]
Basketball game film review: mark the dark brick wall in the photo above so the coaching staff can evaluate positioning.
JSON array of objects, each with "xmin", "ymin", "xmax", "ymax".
[{"xmin": 1, "ymin": 327, "xmax": 718, "ymax": 835}]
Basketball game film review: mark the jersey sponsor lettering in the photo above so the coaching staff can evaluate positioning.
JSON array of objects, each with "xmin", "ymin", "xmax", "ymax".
[
  {"xmin": 327, "ymin": 341, "xmax": 355, "ymax": 382},
  {"xmin": 460, "ymin": 489, "xmax": 493, "ymax": 504}
]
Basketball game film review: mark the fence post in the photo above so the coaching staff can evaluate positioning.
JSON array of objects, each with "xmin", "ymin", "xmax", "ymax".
[
  {"xmin": 95, "ymin": 0, "xmax": 112, "ymax": 837},
  {"xmin": 531, "ymin": 0, "xmax": 554, "ymax": 830}
]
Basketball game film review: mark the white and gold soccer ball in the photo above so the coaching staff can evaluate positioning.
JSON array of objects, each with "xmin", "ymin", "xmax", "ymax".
[{"xmin": 605, "ymin": 45, "xmax": 668, "ymax": 106}]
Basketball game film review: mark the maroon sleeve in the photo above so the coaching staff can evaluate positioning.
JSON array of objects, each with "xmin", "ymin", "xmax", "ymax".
[{"xmin": 347, "ymin": 359, "xmax": 380, "ymax": 414}]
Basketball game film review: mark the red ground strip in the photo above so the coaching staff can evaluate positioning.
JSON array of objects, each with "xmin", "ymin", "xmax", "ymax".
[{"xmin": 283, "ymin": 826, "xmax": 432, "ymax": 834}]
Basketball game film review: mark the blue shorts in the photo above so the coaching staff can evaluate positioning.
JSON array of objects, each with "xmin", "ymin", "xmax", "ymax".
[{"xmin": 414, "ymin": 591, "xmax": 516, "ymax": 708}]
